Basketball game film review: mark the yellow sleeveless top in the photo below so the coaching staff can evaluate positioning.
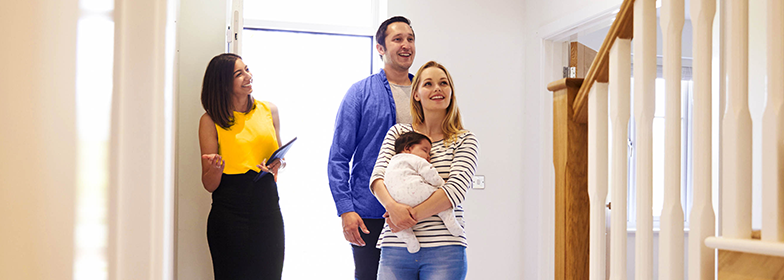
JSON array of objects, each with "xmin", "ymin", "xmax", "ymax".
[{"xmin": 216, "ymin": 100, "xmax": 279, "ymax": 174}]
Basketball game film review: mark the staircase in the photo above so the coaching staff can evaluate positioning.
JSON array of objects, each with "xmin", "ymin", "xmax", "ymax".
[{"xmin": 548, "ymin": 0, "xmax": 784, "ymax": 279}]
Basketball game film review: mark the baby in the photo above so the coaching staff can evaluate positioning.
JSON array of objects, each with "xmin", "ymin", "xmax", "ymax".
[{"xmin": 384, "ymin": 131, "xmax": 464, "ymax": 253}]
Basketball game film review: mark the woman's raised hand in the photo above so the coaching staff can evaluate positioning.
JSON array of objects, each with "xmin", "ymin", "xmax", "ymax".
[{"xmin": 202, "ymin": 154, "xmax": 225, "ymax": 173}]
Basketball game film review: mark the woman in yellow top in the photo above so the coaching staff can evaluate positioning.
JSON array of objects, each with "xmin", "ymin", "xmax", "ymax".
[{"xmin": 198, "ymin": 53, "xmax": 286, "ymax": 279}]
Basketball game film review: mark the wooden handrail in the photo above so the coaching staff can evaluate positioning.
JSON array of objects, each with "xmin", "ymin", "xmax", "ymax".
[{"xmin": 571, "ymin": 0, "xmax": 636, "ymax": 123}]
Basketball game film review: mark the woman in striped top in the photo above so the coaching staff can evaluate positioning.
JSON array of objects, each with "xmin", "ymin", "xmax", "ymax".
[{"xmin": 370, "ymin": 61, "xmax": 479, "ymax": 280}]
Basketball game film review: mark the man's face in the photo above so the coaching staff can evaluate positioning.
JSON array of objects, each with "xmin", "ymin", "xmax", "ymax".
[{"xmin": 378, "ymin": 22, "xmax": 415, "ymax": 71}]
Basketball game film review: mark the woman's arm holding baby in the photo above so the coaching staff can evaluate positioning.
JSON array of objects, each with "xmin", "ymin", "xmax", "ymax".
[
  {"xmin": 371, "ymin": 178, "xmax": 417, "ymax": 231},
  {"xmin": 411, "ymin": 133, "xmax": 479, "ymax": 220}
]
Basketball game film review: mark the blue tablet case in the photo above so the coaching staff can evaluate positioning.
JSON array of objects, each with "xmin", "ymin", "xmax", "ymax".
[{"xmin": 254, "ymin": 137, "xmax": 297, "ymax": 181}]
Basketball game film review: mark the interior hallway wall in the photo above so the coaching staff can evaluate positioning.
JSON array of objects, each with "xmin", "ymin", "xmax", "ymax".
[
  {"xmin": 388, "ymin": 1, "xmax": 527, "ymax": 279},
  {"xmin": 0, "ymin": 1, "xmax": 78, "ymax": 278},
  {"xmin": 175, "ymin": 0, "xmax": 226, "ymax": 279}
]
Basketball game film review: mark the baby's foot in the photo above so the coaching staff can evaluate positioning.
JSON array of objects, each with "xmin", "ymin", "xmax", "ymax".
[{"xmin": 406, "ymin": 242, "xmax": 421, "ymax": 253}]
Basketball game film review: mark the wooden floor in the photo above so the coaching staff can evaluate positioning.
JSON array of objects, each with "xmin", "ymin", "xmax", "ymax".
[{"xmin": 718, "ymin": 250, "xmax": 784, "ymax": 280}]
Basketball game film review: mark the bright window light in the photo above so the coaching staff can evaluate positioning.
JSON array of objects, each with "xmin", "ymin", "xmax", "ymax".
[
  {"xmin": 73, "ymin": 6, "xmax": 112, "ymax": 280},
  {"xmin": 627, "ymin": 76, "xmax": 693, "ymax": 229},
  {"xmin": 79, "ymin": 0, "xmax": 113, "ymax": 13},
  {"xmin": 244, "ymin": 0, "xmax": 372, "ymax": 28}
]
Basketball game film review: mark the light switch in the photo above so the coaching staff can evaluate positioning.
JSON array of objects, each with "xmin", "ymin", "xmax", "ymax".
[{"xmin": 472, "ymin": 175, "xmax": 485, "ymax": 189}]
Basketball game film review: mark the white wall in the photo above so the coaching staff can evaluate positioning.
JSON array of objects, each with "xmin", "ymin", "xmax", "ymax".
[
  {"xmin": 387, "ymin": 1, "xmax": 527, "ymax": 279},
  {"xmin": 175, "ymin": 0, "xmax": 227, "ymax": 279},
  {"xmin": 174, "ymin": 0, "xmax": 530, "ymax": 279},
  {"xmin": 0, "ymin": 1, "xmax": 78, "ymax": 278}
]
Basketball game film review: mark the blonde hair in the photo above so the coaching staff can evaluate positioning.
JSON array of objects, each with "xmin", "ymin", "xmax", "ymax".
[{"xmin": 410, "ymin": 61, "xmax": 465, "ymax": 146}]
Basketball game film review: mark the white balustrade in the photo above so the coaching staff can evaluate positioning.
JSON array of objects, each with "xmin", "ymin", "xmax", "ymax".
[
  {"xmin": 761, "ymin": 0, "xmax": 784, "ymax": 243},
  {"xmin": 633, "ymin": 1, "xmax": 656, "ymax": 279},
  {"xmin": 585, "ymin": 0, "xmax": 784, "ymax": 278},
  {"xmin": 688, "ymin": 0, "xmax": 717, "ymax": 279},
  {"xmin": 609, "ymin": 38, "xmax": 631, "ymax": 280},
  {"xmin": 659, "ymin": 0, "xmax": 685, "ymax": 279},
  {"xmin": 588, "ymin": 82, "xmax": 609, "ymax": 280},
  {"xmin": 721, "ymin": 0, "xmax": 752, "ymax": 240}
]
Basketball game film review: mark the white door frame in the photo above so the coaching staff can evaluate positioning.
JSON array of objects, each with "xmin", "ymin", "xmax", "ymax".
[{"xmin": 110, "ymin": 0, "xmax": 178, "ymax": 278}]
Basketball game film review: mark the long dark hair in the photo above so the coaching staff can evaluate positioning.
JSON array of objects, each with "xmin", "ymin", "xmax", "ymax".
[{"xmin": 200, "ymin": 53, "xmax": 255, "ymax": 129}]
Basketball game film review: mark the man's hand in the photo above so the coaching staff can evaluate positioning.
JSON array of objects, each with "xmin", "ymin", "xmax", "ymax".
[{"xmin": 341, "ymin": 211, "xmax": 370, "ymax": 246}]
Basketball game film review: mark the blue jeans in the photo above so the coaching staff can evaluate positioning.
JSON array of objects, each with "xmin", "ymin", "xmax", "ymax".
[{"xmin": 377, "ymin": 246, "xmax": 467, "ymax": 280}]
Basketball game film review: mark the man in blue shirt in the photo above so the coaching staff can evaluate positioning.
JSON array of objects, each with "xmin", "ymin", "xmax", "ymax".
[{"xmin": 328, "ymin": 16, "xmax": 416, "ymax": 280}]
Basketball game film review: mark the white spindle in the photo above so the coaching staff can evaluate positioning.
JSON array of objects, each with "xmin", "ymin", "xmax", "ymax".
[
  {"xmin": 589, "ymin": 82, "xmax": 609, "ymax": 280},
  {"xmin": 634, "ymin": 1, "xmax": 656, "ymax": 279},
  {"xmin": 762, "ymin": 0, "xmax": 784, "ymax": 243},
  {"xmin": 659, "ymin": 0, "xmax": 685, "ymax": 279},
  {"xmin": 721, "ymin": 0, "xmax": 752, "ymax": 240},
  {"xmin": 609, "ymin": 38, "xmax": 631, "ymax": 280},
  {"xmin": 688, "ymin": 0, "xmax": 717, "ymax": 279}
]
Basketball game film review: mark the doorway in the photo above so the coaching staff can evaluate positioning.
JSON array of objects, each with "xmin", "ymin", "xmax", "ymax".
[{"xmin": 241, "ymin": 28, "xmax": 376, "ymax": 279}]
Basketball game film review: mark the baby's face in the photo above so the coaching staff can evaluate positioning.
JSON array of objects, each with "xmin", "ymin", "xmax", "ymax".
[{"xmin": 404, "ymin": 139, "xmax": 432, "ymax": 162}]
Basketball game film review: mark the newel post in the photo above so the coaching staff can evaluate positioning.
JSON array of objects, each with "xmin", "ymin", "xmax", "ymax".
[{"xmin": 549, "ymin": 78, "xmax": 589, "ymax": 280}]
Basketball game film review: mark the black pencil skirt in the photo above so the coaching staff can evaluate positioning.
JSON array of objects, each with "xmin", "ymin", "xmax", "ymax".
[{"xmin": 207, "ymin": 171, "xmax": 284, "ymax": 280}]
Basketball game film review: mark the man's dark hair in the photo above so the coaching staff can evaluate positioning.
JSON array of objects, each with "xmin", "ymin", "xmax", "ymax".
[
  {"xmin": 394, "ymin": 131, "xmax": 431, "ymax": 154},
  {"xmin": 375, "ymin": 16, "xmax": 414, "ymax": 60}
]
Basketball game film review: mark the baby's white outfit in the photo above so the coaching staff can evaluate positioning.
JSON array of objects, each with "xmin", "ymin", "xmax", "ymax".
[{"xmin": 384, "ymin": 153, "xmax": 464, "ymax": 253}]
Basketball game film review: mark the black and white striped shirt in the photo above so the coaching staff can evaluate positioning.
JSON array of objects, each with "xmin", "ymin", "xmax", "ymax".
[{"xmin": 370, "ymin": 123, "xmax": 480, "ymax": 248}]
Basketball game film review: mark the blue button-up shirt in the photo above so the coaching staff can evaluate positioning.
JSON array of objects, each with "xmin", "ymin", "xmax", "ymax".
[{"xmin": 328, "ymin": 69, "xmax": 413, "ymax": 219}]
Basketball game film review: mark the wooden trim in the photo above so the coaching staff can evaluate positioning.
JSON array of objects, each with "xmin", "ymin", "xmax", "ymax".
[
  {"xmin": 570, "ymin": 42, "xmax": 578, "ymax": 68},
  {"xmin": 548, "ymin": 78, "xmax": 584, "ymax": 92},
  {"xmin": 552, "ymin": 78, "xmax": 589, "ymax": 280},
  {"xmin": 571, "ymin": 0, "xmax": 636, "ymax": 123},
  {"xmin": 570, "ymin": 42, "xmax": 599, "ymax": 79}
]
